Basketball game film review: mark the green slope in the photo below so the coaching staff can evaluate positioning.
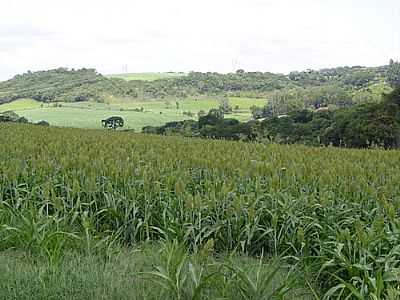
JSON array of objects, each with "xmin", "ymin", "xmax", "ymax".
[
  {"xmin": 107, "ymin": 72, "xmax": 186, "ymax": 81},
  {"xmin": 0, "ymin": 97, "xmax": 266, "ymax": 130}
]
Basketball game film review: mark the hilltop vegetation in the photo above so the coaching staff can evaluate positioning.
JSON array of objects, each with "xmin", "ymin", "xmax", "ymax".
[
  {"xmin": 0, "ymin": 64, "xmax": 392, "ymax": 109},
  {"xmin": 120, "ymin": 65, "xmax": 391, "ymax": 110},
  {"xmin": 141, "ymin": 61, "xmax": 400, "ymax": 149},
  {"xmin": 107, "ymin": 72, "xmax": 186, "ymax": 81},
  {"xmin": 0, "ymin": 68, "xmax": 137, "ymax": 104}
]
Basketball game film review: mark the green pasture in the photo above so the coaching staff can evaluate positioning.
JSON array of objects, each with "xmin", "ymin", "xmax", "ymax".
[
  {"xmin": 0, "ymin": 98, "xmax": 43, "ymax": 111},
  {"xmin": 0, "ymin": 97, "xmax": 266, "ymax": 130}
]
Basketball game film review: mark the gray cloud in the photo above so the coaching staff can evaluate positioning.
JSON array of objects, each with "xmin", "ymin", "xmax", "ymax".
[
  {"xmin": 0, "ymin": 0, "xmax": 399, "ymax": 80},
  {"xmin": 0, "ymin": 24, "xmax": 58, "ymax": 53},
  {"xmin": 0, "ymin": 24, "xmax": 55, "ymax": 37}
]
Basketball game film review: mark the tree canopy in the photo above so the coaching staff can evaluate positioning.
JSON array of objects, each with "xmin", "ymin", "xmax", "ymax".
[
  {"xmin": 142, "ymin": 87, "xmax": 400, "ymax": 149},
  {"xmin": 0, "ymin": 64, "xmax": 392, "ymax": 108},
  {"xmin": 0, "ymin": 68, "xmax": 136, "ymax": 104},
  {"xmin": 388, "ymin": 59, "xmax": 400, "ymax": 88}
]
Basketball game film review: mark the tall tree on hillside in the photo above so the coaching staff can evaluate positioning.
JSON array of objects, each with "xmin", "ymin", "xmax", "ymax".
[
  {"xmin": 218, "ymin": 96, "xmax": 233, "ymax": 114},
  {"xmin": 388, "ymin": 59, "xmax": 400, "ymax": 88}
]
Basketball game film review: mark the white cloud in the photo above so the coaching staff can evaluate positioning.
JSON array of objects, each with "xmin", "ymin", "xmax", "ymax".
[{"xmin": 0, "ymin": 0, "xmax": 399, "ymax": 79}]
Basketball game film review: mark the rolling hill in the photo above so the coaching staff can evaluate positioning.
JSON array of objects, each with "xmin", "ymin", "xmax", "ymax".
[{"xmin": 107, "ymin": 72, "xmax": 186, "ymax": 81}]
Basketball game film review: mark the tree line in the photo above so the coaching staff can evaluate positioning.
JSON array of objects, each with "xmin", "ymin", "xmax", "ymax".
[
  {"xmin": 143, "ymin": 87, "xmax": 400, "ymax": 149},
  {"xmin": 143, "ymin": 62, "xmax": 400, "ymax": 149},
  {"xmin": 0, "ymin": 64, "xmax": 393, "ymax": 110},
  {"xmin": 0, "ymin": 68, "xmax": 136, "ymax": 104}
]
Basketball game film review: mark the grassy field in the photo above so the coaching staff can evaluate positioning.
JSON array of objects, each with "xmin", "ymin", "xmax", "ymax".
[
  {"xmin": 0, "ymin": 246, "xmax": 308, "ymax": 300},
  {"xmin": 107, "ymin": 72, "xmax": 186, "ymax": 81},
  {"xmin": 10, "ymin": 107, "xmax": 192, "ymax": 130},
  {"xmin": 0, "ymin": 97, "xmax": 266, "ymax": 130},
  {"xmin": 0, "ymin": 98, "xmax": 43, "ymax": 111},
  {"xmin": 1, "ymin": 123, "xmax": 400, "ymax": 298}
]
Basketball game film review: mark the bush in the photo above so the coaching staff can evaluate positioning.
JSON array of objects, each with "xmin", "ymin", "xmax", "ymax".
[
  {"xmin": 36, "ymin": 120, "xmax": 50, "ymax": 126},
  {"xmin": 17, "ymin": 117, "xmax": 29, "ymax": 123}
]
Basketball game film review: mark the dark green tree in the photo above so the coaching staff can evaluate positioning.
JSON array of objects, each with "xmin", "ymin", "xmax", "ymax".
[
  {"xmin": 388, "ymin": 59, "xmax": 400, "ymax": 88},
  {"xmin": 101, "ymin": 116, "xmax": 124, "ymax": 130},
  {"xmin": 198, "ymin": 109, "xmax": 224, "ymax": 128},
  {"xmin": 218, "ymin": 96, "xmax": 232, "ymax": 114}
]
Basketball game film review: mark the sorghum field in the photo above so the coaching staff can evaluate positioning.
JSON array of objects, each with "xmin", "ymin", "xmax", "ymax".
[{"xmin": 1, "ymin": 123, "xmax": 400, "ymax": 299}]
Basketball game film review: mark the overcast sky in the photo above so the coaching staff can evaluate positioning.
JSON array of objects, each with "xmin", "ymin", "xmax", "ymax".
[{"xmin": 0, "ymin": 0, "xmax": 399, "ymax": 80}]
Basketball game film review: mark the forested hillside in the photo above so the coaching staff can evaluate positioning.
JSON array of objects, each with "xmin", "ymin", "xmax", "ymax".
[
  {"xmin": 0, "ymin": 64, "xmax": 392, "ymax": 109},
  {"xmin": 130, "ymin": 65, "xmax": 391, "ymax": 110},
  {"xmin": 139, "ymin": 65, "xmax": 388, "ymax": 96},
  {"xmin": 0, "ymin": 68, "xmax": 136, "ymax": 104}
]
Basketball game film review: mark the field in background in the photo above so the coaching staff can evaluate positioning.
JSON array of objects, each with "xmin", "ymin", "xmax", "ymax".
[
  {"xmin": 106, "ymin": 72, "xmax": 186, "ymax": 81},
  {"xmin": 0, "ymin": 98, "xmax": 43, "ymax": 111},
  {"xmin": 0, "ymin": 97, "xmax": 266, "ymax": 130}
]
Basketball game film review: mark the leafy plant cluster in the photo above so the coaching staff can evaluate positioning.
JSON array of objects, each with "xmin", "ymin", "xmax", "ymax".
[
  {"xmin": 0, "ymin": 240, "xmax": 302, "ymax": 300},
  {"xmin": 143, "ymin": 108, "xmax": 254, "ymax": 141},
  {"xmin": 138, "ymin": 240, "xmax": 296, "ymax": 300},
  {"xmin": 0, "ymin": 110, "xmax": 49, "ymax": 126},
  {"xmin": 258, "ymin": 88, "xmax": 400, "ymax": 148}
]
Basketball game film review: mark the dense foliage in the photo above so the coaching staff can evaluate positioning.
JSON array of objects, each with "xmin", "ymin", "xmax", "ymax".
[
  {"xmin": 0, "ymin": 110, "xmax": 49, "ymax": 126},
  {"xmin": 143, "ymin": 108, "xmax": 255, "ymax": 141},
  {"xmin": 133, "ymin": 65, "xmax": 389, "ymax": 99},
  {"xmin": 144, "ymin": 88, "xmax": 400, "ymax": 149},
  {"xmin": 388, "ymin": 59, "xmax": 400, "ymax": 88},
  {"xmin": 1, "ymin": 124, "xmax": 400, "ymax": 298},
  {"xmin": 0, "ymin": 68, "xmax": 136, "ymax": 104},
  {"xmin": 0, "ymin": 64, "xmax": 393, "ymax": 110},
  {"xmin": 258, "ymin": 87, "xmax": 400, "ymax": 148}
]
